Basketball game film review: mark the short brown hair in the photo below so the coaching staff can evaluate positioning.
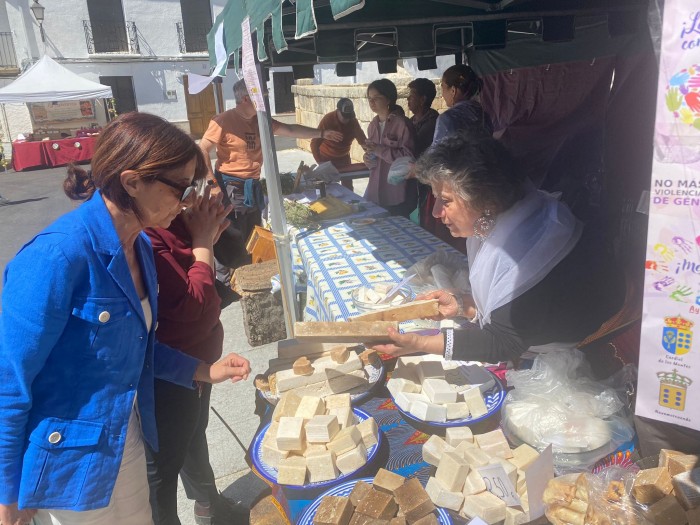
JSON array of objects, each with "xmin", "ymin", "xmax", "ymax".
[{"xmin": 64, "ymin": 112, "xmax": 207, "ymax": 216}]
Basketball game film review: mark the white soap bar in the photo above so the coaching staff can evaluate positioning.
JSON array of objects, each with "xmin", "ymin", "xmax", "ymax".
[
  {"xmin": 516, "ymin": 470, "xmax": 526, "ymax": 496},
  {"xmin": 335, "ymin": 442, "xmax": 367, "ymax": 475},
  {"xmin": 290, "ymin": 369, "xmax": 368, "ymax": 398},
  {"xmin": 410, "ymin": 400, "xmax": 447, "ymax": 423},
  {"xmin": 461, "ymin": 491, "xmax": 507, "ymax": 524},
  {"xmin": 327, "ymin": 425, "xmax": 362, "ymax": 455},
  {"xmin": 462, "ymin": 468, "xmax": 487, "ymax": 496},
  {"xmin": 356, "ymin": 417, "xmax": 379, "ymax": 449},
  {"xmin": 463, "ymin": 387, "xmax": 488, "ymax": 419},
  {"xmin": 306, "ymin": 414, "xmax": 340, "ymax": 443},
  {"xmin": 277, "ymin": 456, "xmax": 307, "ymax": 485},
  {"xmin": 509, "ymin": 443, "xmax": 539, "ymax": 471},
  {"xmin": 275, "ymin": 417, "xmax": 305, "ymax": 452},
  {"xmin": 453, "ymin": 440, "xmax": 477, "ymax": 458},
  {"xmin": 272, "ymin": 392, "xmax": 302, "ymax": 422},
  {"xmin": 328, "ymin": 406, "xmax": 354, "ymax": 428},
  {"xmin": 462, "ymin": 448, "xmax": 491, "ymax": 468},
  {"xmin": 262, "ymin": 422, "xmax": 289, "ymax": 468},
  {"xmin": 505, "ymin": 507, "xmax": 529, "ymax": 525},
  {"xmin": 488, "ymin": 457, "xmax": 518, "ymax": 485},
  {"xmin": 426, "ymin": 476, "xmax": 464, "ymax": 512},
  {"xmin": 446, "ymin": 402, "xmax": 470, "ymax": 420},
  {"xmin": 394, "ymin": 391, "xmax": 429, "ymax": 412},
  {"xmin": 445, "ymin": 427, "xmax": 474, "ymax": 446},
  {"xmin": 295, "ymin": 396, "xmax": 326, "ymax": 420},
  {"xmin": 387, "ymin": 377, "xmax": 421, "ymax": 398},
  {"xmin": 307, "ymin": 450, "xmax": 339, "ymax": 483},
  {"xmin": 304, "ymin": 443, "xmax": 328, "ymax": 457},
  {"xmin": 423, "ymin": 434, "xmax": 455, "ymax": 467},
  {"xmin": 325, "ymin": 393, "xmax": 352, "ymax": 409},
  {"xmin": 423, "ymin": 378, "xmax": 458, "ymax": 404},
  {"xmin": 436, "ymin": 451, "xmax": 470, "ymax": 492},
  {"xmin": 476, "ymin": 429, "xmax": 513, "ymax": 459},
  {"xmin": 276, "ymin": 352, "xmax": 363, "ymax": 393}
]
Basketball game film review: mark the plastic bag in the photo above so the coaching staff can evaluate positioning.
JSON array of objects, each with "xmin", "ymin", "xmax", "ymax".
[
  {"xmin": 544, "ymin": 470, "xmax": 652, "ymax": 525},
  {"xmin": 387, "ymin": 156, "xmax": 414, "ymax": 185},
  {"xmin": 405, "ymin": 249, "xmax": 471, "ymax": 295},
  {"xmin": 502, "ymin": 349, "xmax": 636, "ymax": 473}
]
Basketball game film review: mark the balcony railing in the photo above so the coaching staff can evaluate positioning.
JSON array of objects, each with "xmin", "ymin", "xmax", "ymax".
[
  {"xmin": 0, "ymin": 32, "xmax": 18, "ymax": 68},
  {"xmin": 82, "ymin": 20, "xmax": 140, "ymax": 54},
  {"xmin": 176, "ymin": 21, "xmax": 211, "ymax": 53}
]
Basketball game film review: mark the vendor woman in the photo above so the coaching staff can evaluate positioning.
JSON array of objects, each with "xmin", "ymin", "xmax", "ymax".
[{"xmin": 372, "ymin": 131, "xmax": 624, "ymax": 363}]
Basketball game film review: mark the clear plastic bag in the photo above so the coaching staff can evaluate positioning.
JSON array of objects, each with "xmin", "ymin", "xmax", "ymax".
[
  {"xmin": 405, "ymin": 249, "xmax": 471, "ymax": 296},
  {"xmin": 502, "ymin": 349, "xmax": 636, "ymax": 473},
  {"xmin": 387, "ymin": 156, "xmax": 414, "ymax": 185},
  {"xmin": 544, "ymin": 470, "xmax": 652, "ymax": 525}
]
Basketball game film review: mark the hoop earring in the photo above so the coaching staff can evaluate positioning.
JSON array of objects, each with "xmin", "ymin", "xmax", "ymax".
[{"xmin": 473, "ymin": 210, "xmax": 495, "ymax": 240}]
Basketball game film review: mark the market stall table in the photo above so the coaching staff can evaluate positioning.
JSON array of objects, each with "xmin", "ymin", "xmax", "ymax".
[
  {"xmin": 11, "ymin": 140, "xmax": 47, "ymax": 171},
  {"xmin": 41, "ymin": 136, "xmax": 96, "ymax": 167},
  {"xmin": 294, "ymin": 215, "xmax": 466, "ymax": 322}
]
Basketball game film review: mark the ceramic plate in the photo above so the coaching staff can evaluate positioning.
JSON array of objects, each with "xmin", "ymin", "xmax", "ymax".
[
  {"xmin": 257, "ymin": 359, "xmax": 385, "ymax": 407},
  {"xmin": 296, "ymin": 477, "xmax": 453, "ymax": 525},
  {"xmin": 251, "ymin": 408, "xmax": 382, "ymax": 489},
  {"xmin": 392, "ymin": 368, "xmax": 506, "ymax": 428}
]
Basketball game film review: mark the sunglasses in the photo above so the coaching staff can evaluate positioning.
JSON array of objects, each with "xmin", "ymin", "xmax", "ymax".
[{"xmin": 153, "ymin": 175, "xmax": 197, "ymax": 202}]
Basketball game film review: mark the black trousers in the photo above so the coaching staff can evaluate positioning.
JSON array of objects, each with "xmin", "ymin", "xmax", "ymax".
[{"xmin": 146, "ymin": 379, "xmax": 216, "ymax": 525}]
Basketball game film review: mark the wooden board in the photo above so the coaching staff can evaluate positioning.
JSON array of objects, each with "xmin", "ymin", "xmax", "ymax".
[
  {"xmin": 294, "ymin": 321, "xmax": 398, "ymax": 343},
  {"xmin": 277, "ymin": 339, "xmax": 350, "ymax": 359},
  {"xmin": 349, "ymin": 299, "xmax": 440, "ymax": 323}
]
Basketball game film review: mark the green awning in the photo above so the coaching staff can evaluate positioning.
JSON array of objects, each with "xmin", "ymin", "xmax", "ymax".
[{"xmin": 207, "ymin": 0, "xmax": 648, "ymax": 75}]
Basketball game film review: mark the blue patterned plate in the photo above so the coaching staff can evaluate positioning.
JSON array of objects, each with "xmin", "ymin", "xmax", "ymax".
[
  {"xmin": 251, "ymin": 408, "xmax": 382, "ymax": 489},
  {"xmin": 258, "ymin": 359, "xmax": 385, "ymax": 407},
  {"xmin": 296, "ymin": 477, "xmax": 453, "ymax": 525},
  {"xmin": 392, "ymin": 368, "xmax": 506, "ymax": 428}
]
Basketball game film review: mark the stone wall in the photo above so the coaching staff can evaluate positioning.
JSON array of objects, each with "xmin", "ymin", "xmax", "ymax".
[{"xmin": 292, "ymin": 77, "xmax": 447, "ymax": 163}]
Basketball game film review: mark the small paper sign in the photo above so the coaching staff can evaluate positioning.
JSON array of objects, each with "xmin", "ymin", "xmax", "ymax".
[
  {"xmin": 477, "ymin": 464, "xmax": 521, "ymax": 507},
  {"xmin": 524, "ymin": 444, "xmax": 554, "ymax": 519}
]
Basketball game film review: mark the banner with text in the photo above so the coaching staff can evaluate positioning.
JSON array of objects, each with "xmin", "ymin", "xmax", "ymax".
[{"xmin": 637, "ymin": 3, "xmax": 700, "ymax": 430}]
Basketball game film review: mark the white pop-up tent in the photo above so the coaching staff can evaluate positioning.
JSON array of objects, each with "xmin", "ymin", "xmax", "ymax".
[{"xmin": 0, "ymin": 55, "xmax": 112, "ymax": 103}]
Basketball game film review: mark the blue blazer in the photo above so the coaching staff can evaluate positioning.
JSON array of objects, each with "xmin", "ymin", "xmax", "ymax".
[{"xmin": 0, "ymin": 191, "xmax": 200, "ymax": 511}]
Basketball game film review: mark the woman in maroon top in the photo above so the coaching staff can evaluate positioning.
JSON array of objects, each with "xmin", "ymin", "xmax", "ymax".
[{"xmin": 145, "ymin": 184, "xmax": 249, "ymax": 524}]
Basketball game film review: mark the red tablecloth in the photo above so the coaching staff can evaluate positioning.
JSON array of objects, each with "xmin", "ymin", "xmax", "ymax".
[
  {"xmin": 42, "ymin": 137, "xmax": 96, "ymax": 168},
  {"xmin": 11, "ymin": 141, "xmax": 48, "ymax": 171},
  {"xmin": 11, "ymin": 137, "xmax": 97, "ymax": 171}
]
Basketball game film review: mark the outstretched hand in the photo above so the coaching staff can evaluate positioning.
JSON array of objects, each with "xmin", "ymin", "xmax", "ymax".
[
  {"xmin": 368, "ymin": 327, "xmax": 444, "ymax": 358},
  {"xmin": 198, "ymin": 353, "xmax": 251, "ymax": 384}
]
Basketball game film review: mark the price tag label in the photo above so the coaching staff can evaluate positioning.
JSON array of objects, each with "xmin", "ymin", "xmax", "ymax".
[{"xmin": 477, "ymin": 464, "xmax": 521, "ymax": 507}]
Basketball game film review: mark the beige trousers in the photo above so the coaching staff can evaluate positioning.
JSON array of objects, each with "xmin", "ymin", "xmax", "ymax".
[{"xmin": 33, "ymin": 408, "xmax": 154, "ymax": 525}]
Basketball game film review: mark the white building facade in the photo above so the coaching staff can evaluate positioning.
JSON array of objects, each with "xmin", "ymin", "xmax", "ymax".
[{"xmin": 0, "ymin": 0, "xmax": 243, "ymax": 153}]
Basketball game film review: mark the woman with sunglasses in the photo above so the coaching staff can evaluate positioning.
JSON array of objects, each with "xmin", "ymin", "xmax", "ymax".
[
  {"xmin": 143, "ymin": 182, "xmax": 249, "ymax": 524},
  {"xmin": 0, "ymin": 112, "xmax": 251, "ymax": 525}
]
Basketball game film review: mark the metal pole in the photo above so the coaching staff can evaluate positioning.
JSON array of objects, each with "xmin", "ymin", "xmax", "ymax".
[
  {"xmin": 256, "ymin": 67, "xmax": 297, "ymax": 337},
  {"xmin": 212, "ymin": 76, "xmax": 223, "ymax": 114}
]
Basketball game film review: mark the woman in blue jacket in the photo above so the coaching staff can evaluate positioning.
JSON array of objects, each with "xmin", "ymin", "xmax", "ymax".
[{"xmin": 0, "ymin": 112, "xmax": 250, "ymax": 525}]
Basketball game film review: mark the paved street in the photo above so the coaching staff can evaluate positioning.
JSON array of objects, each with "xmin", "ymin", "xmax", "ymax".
[{"xmin": 0, "ymin": 125, "xmax": 367, "ymax": 523}]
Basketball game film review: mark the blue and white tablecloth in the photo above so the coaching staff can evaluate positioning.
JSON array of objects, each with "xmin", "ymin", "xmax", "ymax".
[{"xmin": 294, "ymin": 216, "xmax": 467, "ymax": 322}]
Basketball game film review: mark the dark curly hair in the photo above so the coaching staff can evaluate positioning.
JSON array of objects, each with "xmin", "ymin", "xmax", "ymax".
[{"xmin": 415, "ymin": 130, "xmax": 525, "ymax": 214}]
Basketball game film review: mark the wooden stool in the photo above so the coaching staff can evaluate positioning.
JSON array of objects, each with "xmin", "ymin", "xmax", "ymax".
[{"xmin": 232, "ymin": 260, "xmax": 287, "ymax": 347}]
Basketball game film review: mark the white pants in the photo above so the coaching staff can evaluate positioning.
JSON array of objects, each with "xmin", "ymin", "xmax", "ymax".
[{"xmin": 33, "ymin": 408, "xmax": 154, "ymax": 525}]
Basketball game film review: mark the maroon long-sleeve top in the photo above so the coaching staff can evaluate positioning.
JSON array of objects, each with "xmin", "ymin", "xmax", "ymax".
[{"xmin": 146, "ymin": 215, "xmax": 223, "ymax": 364}]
